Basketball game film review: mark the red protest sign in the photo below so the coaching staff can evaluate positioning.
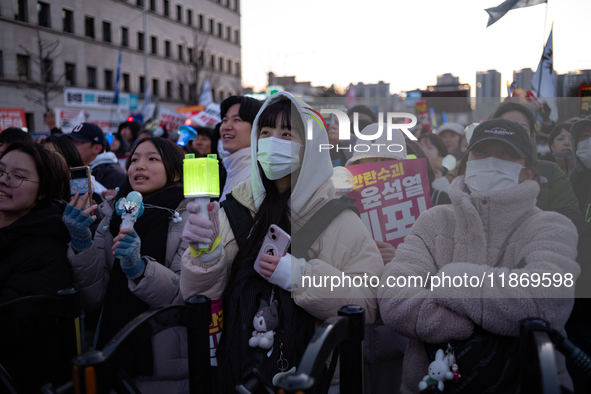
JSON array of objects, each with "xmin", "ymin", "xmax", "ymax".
[
  {"xmin": 346, "ymin": 159, "xmax": 431, "ymax": 248},
  {"xmin": 0, "ymin": 108, "xmax": 27, "ymax": 130},
  {"xmin": 158, "ymin": 107, "xmax": 188, "ymax": 133}
]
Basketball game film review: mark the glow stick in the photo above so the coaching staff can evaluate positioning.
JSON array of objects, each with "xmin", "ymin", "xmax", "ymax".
[{"xmin": 183, "ymin": 153, "xmax": 220, "ymax": 250}]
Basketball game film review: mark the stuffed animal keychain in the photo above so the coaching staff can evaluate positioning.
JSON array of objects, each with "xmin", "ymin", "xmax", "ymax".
[
  {"xmin": 249, "ymin": 299, "xmax": 279, "ymax": 349},
  {"xmin": 419, "ymin": 348, "xmax": 455, "ymax": 392}
]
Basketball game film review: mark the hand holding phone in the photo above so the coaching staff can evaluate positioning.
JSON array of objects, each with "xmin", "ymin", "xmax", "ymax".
[
  {"xmin": 70, "ymin": 166, "xmax": 93, "ymax": 210},
  {"xmin": 254, "ymin": 225, "xmax": 291, "ymax": 277}
]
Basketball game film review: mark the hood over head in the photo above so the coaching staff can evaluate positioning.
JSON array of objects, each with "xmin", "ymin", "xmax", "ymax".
[
  {"xmin": 570, "ymin": 115, "xmax": 591, "ymax": 172},
  {"xmin": 250, "ymin": 91, "xmax": 333, "ymax": 214},
  {"xmin": 345, "ymin": 123, "xmax": 407, "ymax": 166}
]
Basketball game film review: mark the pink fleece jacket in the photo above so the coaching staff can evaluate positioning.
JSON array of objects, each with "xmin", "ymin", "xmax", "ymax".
[{"xmin": 378, "ymin": 176, "xmax": 580, "ymax": 394}]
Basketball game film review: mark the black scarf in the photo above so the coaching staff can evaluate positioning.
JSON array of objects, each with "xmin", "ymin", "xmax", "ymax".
[{"xmin": 96, "ymin": 180, "xmax": 184, "ymax": 377}]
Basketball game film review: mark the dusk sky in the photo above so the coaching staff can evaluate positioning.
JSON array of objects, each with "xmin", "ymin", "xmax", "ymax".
[{"xmin": 241, "ymin": 0, "xmax": 591, "ymax": 95}]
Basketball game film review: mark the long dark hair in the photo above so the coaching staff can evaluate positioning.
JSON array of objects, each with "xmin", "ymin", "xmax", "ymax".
[
  {"xmin": 230, "ymin": 99, "xmax": 303, "ymax": 272},
  {"xmin": 2, "ymin": 141, "xmax": 70, "ymax": 201},
  {"xmin": 43, "ymin": 135, "xmax": 85, "ymax": 168},
  {"xmin": 126, "ymin": 137, "xmax": 184, "ymax": 183},
  {"xmin": 220, "ymin": 96, "xmax": 263, "ymax": 125}
]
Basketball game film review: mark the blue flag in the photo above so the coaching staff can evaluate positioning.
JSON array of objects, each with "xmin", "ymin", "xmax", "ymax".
[{"xmin": 113, "ymin": 47, "xmax": 122, "ymax": 105}]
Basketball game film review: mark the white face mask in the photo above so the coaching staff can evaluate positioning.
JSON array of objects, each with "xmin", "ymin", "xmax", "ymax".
[
  {"xmin": 464, "ymin": 157, "xmax": 525, "ymax": 193},
  {"xmin": 257, "ymin": 137, "xmax": 302, "ymax": 180},
  {"xmin": 576, "ymin": 138, "xmax": 591, "ymax": 169}
]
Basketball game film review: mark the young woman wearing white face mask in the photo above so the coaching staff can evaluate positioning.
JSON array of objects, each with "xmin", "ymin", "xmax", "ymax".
[
  {"xmin": 379, "ymin": 119, "xmax": 579, "ymax": 394},
  {"xmin": 180, "ymin": 92, "xmax": 383, "ymax": 393}
]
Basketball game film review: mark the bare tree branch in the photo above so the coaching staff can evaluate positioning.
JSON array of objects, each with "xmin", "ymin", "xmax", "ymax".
[{"xmin": 17, "ymin": 26, "xmax": 66, "ymax": 111}]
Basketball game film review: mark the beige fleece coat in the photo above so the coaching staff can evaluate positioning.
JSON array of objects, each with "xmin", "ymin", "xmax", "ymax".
[
  {"xmin": 379, "ymin": 176, "xmax": 579, "ymax": 394},
  {"xmin": 180, "ymin": 178, "xmax": 383, "ymax": 324}
]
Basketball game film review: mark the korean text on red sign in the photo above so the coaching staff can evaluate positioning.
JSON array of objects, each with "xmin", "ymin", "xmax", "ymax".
[
  {"xmin": 346, "ymin": 159, "xmax": 432, "ymax": 248},
  {"xmin": 0, "ymin": 108, "xmax": 27, "ymax": 130}
]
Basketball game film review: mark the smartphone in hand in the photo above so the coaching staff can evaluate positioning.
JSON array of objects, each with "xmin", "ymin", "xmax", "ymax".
[
  {"xmin": 254, "ymin": 224, "xmax": 291, "ymax": 275},
  {"xmin": 70, "ymin": 166, "xmax": 93, "ymax": 209}
]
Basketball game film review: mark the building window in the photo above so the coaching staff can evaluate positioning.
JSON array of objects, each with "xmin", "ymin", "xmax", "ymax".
[
  {"xmin": 103, "ymin": 21, "xmax": 112, "ymax": 43},
  {"xmin": 217, "ymin": 22, "xmax": 222, "ymax": 37},
  {"xmin": 227, "ymin": 59, "xmax": 232, "ymax": 74},
  {"xmin": 226, "ymin": 26, "xmax": 231, "ymax": 41},
  {"xmin": 235, "ymin": 0, "xmax": 239, "ymax": 11},
  {"xmin": 211, "ymin": 89, "xmax": 215, "ymax": 103},
  {"xmin": 199, "ymin": 51, "xmax": 204, "ymax": 66},
  {"xmin": 178, "ymin": 44, "xmax": 183, "ymax": 61},
  {"xmin": 136, "ymin": 0, "xmax": 143, "ymax": 6},
  {"xmin": 187, "ymin": 9, "xmax": 192, "ymax": 25},
  {"xmin": 15, "ymin": 0, "xmax": 28, "ymax": 22},
  {"xmin": 25, "ymin": 113, "xmax": 35, "ymax": 132},
  {"xmin": 0, "ymin": 51, "xmax": 4, "ymax": 78},
  {"xmin": 218, "ymin": 57, "xmax": 223, "ymax": 72},
  {"xmin": 104, "ymin": 69, "xmax": 113, "ymax": 90},
  {"xmin": 62, "ymin": 9, "xmax": 74, "ymax": 33},
  {"xmin": 152, "ymin": 79, "xmax": 159, "ymax": 97},
  {"xmin": 150, "ymin": 0, "xmax": 156, "ymax": 11},
  {"xmin": 163, "ymin": 0, "xmax": 169, "ymax": 17},
  {"xmin": 210, "ymin": 54, "xmax": 215, "ymax": 69},
  {"xmin": 178, "ymin": 83, "xmax": 184, "ymax": 100},
  {"xmin": 150, "ymin": 36, "xmax": 157, "ymax": 54},
  {"xmin": 121, "ymin": 27, "xmax": 129, "ymax": 47},
  {"xmin": 176, "ymin": 4, "xmax": 182, "ymax": 21},
  {"xmin": 209, "ymin": 19, "xmax": 214, "ymax": 34},
  {"xmin": 37, "ymin": 2, "xmax": 51, "ymax": 27},
  {"xmin": 16, "ymin": 55, "xmax": 30, "ymax": 80},
  {"xmin": 65, "ymin": 62, "xmax": 76, "ymax": 86},
  {"xmin": 137, "ymin": 32, "xmax": 144, "ymax": 51},
  {"xmin": 235, "ymin": 61, "xmax": 240, "ymax": 75},
  {"xmin": 122, "ymin": 73, "xmax": 130, "ymax": 92},
  {"xmin": 139, "ymin": 76, "xmax": 145, "ymax": 94},
  {"xmin": 187, "ymin": 47, "xmax": 193, "ymax": 63},
  {"xmin": 165, "ymin": 40, "xmax": 171, "ymax": 58},
  {"xmin": 166, "ymin": 80, "xmax": 172, "ymax": 98},
  {"xmin": 43, "ymin": 58, "xmax": 53, "ymax": 82},
  {"xmin": 235, "ymin": 30, "xmax": 239, "ymax": 44},
  {"xmin": 87, "ymin": 66, "xmax": 97, "ymax": 88},
  {"xmin": 219, "ymin": 90, "xmax": 224, "ymax": 101},
  {"xmin": 85, "ymin": 16, "xmax": 95, "ymax": 38},
  {"xmin": 198, "ymin": 14, "xmax": 203, "ymax": 30}
]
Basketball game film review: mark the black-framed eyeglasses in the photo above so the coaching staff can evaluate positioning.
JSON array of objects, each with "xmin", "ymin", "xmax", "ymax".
[{"xmin": 0, "ymin": 168, "xmax": 40, "ymax": 188}]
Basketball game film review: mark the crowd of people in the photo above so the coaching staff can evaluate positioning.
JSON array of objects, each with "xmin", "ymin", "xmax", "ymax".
[{"xmin": 0, "ymin": 92, "xmax": 590, "ymax": 394}]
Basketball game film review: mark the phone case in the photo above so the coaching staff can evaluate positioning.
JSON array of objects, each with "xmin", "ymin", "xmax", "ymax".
[
  {"xmin": 69, "ymin": 166, "xmax": 93, "ymax": 208},
  {"xmin": 254, "ymin": 224, "xmax": 291, "ymax": 275}
]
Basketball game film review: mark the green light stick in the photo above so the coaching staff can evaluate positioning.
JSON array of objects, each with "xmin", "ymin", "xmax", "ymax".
[{"xmin": 184, "ymin": 153, "xmax": 220, "ymax": 250}]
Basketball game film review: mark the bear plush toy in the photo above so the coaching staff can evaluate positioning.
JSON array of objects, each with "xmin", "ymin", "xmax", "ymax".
[{"xmin": 249, "ymin": 299, "xmax": 279, "ymax": 349}]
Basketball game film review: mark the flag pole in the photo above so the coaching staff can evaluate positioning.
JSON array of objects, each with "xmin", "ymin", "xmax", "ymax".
[{"xmin": 542, "ymin": 0, "xmax": 549, "ymax": 48}]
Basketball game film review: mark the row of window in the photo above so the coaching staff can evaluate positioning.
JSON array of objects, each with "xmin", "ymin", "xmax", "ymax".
[
  {"xmin": 131, "ymin": 0, "xmax": 239, "ymax": 19},
  {"xmin": 9, "ymin": 54, "xmax": 240, "ymax": 101},
  {"xmin": 17, "ymin": 1, "xmax": 240, "ymax": 45}
]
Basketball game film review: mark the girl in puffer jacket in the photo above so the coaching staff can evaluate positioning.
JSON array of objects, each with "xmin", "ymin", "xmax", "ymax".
[
  {"xmin": 63, "ymin": 137, "xmax": 192, "ymax": 393},
  {"xmin": 379, "ymin": 119, "xmax": 579, "ymax": 394}
]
